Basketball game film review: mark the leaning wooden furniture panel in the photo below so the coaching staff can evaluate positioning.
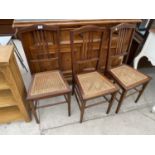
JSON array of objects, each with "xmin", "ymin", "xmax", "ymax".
[
  {"xmin": 70, "ymin": 25, "xmax": 118, "ymax": 123},
  {"xmin": 107, "ymin": 23, "xmax": 151, "ymax": 113},
  {"xmin": 14, "ymin": 19, "xmax": 141, "ymax": 81},
  {"xmin": 0, "ymin": 45, "xmax": 30, "ymax": 124}
]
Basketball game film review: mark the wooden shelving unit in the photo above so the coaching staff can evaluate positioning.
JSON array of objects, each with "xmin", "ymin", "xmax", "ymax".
[
  {"xmin": 0, "ymin": 73, "xmax": 10, "ymax": 90},
  {"xmin": 0, "ymin": 45, "xmax": 30, "ymax": 124},
  {"xmin": 0, "ymin": 106, "xmax": 23, "ymax": 124},
  {"xmin": 0, "ymin": 90, "xmax": 16, "ymax": 108}
]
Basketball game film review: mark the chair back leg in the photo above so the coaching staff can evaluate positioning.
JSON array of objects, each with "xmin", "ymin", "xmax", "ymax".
[
  {"xmin": 106, "ymin": 92, "xmax": 117, "ymax": 114},
  {"xmin": 116, "ymin": 90, "xmax": 127, "ymax": 113},
  {"xmin": 80, "ymin": 101, "xmax": 86, "ymax": 123},
  {"xmin": 30, "ymin": 101, "xmax": 40, "ymax": 124},
  {"xmin": 67, "ymin": 93, "xmax": 71, "ymax": 116},
  {"xmin": 135, "ymin": 82, "xmax": 149, "ymax": 103}
]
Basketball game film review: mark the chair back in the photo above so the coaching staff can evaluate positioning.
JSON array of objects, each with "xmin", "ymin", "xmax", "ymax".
[
  {"xmin": 70, "ymin": 25, "xmax": 107, "ymax": 75},
  {"xmin": 18, "ymin": 25, "xmax": 60, "ymax": 74},
  {"xmin": 107, "ymin": 23, "xmax": 135, "ymax": 70}
]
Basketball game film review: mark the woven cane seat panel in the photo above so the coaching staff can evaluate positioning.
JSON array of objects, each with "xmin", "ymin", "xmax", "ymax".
[
  {"xmin": 111, "ymin": 65, "xmax": 148, "ymax": 87},
  {"xmin": 30, "ymin": 71, "xmax": 68, "ymax": 97},
  {"xmin": 77, "ymin": 72, "xmax": 116, "ymax": 99}
]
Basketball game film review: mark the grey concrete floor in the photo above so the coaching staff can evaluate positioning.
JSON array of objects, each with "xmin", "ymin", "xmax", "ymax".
[{"xmin": 0, "ymin": 40, "xmax": 155, "ymax": 135}]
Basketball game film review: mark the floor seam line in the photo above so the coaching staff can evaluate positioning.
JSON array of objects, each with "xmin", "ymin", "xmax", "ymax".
[
  {"xmin": 137, "ymin": 110, "xmax": 155, "ymax": 122},
  {"xmin": 40, "ymin": 105, "xmax": 150, "ymax": 133}
]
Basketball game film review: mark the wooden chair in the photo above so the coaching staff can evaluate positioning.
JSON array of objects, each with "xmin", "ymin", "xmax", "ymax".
[
  {"xmin": 107, "ymin": 23, "xmax": 151, "ymax": 113},
  {"xmin": 70, "ymin": 25, "xmax": 118, "ymax": 123},
  {"xmin": 18, "ymin": 25, "xmax": 71, "ymax": 123}
]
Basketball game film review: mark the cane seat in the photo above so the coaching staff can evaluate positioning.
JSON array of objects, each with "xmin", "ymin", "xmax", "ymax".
[
  {"xmin": 110, "ymin": 65, "xmax": 149, "ymax": 89},
  {"xmin": 77, "ymin": 71, "xmax": 117, "ymax": 99},
  {"xmin": 27, "ymin": 70, "xmax": 70, "ymax": 100}
]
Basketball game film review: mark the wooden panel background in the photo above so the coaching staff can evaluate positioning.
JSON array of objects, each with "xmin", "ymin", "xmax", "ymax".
[
  {"xmin": 14, "ymin": 20, "xmax": 141, "ymax": 81},
  {"xmin": 0, "ymin": 19, "xmax": 15, "ymax": 35}
]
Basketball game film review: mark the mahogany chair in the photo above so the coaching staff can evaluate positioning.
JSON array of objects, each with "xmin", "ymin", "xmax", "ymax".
[
  {"xmin": 70, "ymin": 25, "xmax": 118, "ymax": 123},
  {"xmin": 18, "ymin": 25, "xmax": 71, "ymax": 123},
  {"xmin": 107, "ymin": 23, "xmax": 151, "ymax": 113}
]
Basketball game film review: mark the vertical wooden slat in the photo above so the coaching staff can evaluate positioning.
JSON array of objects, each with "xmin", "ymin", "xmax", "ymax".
[{"xmin": 107, "ymin": 24, "xmax": 136, "ymax": 69}]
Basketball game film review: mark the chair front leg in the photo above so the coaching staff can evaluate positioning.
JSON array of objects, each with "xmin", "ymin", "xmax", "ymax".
[
  {"xmin": 106, "ymin": 91, "xmax": 117, "ymax": 114},
  {"xmin": 116, "ymin": 90, "xmax": 127, "ymax": 113},
  {"xmin": 67, "ymin": 93, "xmax": 71, "ymax": 116},
  {"xmin": 135, "ymin": 82, "xmax": 149, "ymax": 103},
  {"xmin": 80, "ymin": 101, "xmax": 86, "ymax": 123},
  {"xmin": 30, "ymin": 100, "xmax": 40, "ymax": 124},
  {"xmin": 72, "ymin": 77, "xmax": 75, "ymax": 95}
]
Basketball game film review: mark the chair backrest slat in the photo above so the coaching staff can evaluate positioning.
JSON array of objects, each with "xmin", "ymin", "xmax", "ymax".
[
  {"xmin": 107, "ymin": 23, "xmax": 135, "ymax": 70},
  {"xmin": 18, "ymin": 25, "xmax": 60, "ymax": 73},
  {"xmin": 70, "ymin": 25, "xmax": 106, "ymax": 75}
]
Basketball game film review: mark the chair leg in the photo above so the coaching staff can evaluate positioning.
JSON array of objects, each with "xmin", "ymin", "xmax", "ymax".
[
  {"xmin": 30, "ymin": 100, "xmax": 40, "ymax": 124},
  {"xmin": 116, "ymin": 90, "xmax": 127, "ymax": 113},
  {"xmin": 11, "ymin": 39, "xmax": 28, "ymax": 72},
  {"xmin": 67, "ymin": 93, "xmax": 71, "ymax": 116},
  {"xmin": 72, "ymin": 80, "xmax": 75, "ymax": 95},
  {"xmin": 80, "ymin": 101, "xmax": 86, "ymax": 123},
  {"xmin": 72, "ymin": 84, "xmax": 75, "ymax": 95},
  {"xmin": 72, "ymin": 77, "xmax": 75, "ymax": 95},
  {"xmin": 106, "ymin": 92, "xmax": 117, "ymax": 114},
  {"xmin": 135, "ymin": 82, "xmax": 149, "ymax": 103}
]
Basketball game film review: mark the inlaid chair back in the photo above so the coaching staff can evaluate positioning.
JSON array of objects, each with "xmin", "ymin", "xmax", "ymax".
[
  {"xmin": 107, "ymin": 23, "xmax": 151, "ymax": 114},
  {"xmin": 18, "ymin": 25, "xmax": 60, "ymax": 74},
  {"xmin": 107, "ymin": 23, "xmax": 135, "ymax": 70},
  {"xmin": 70, "ymin": 25, "xmax": 106, "ymax": 75}
]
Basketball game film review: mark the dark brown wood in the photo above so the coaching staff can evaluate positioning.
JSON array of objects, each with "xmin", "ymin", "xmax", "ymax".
[
  {"xmin": 106, "ymin": 92, "xmax": 117, "ymax": 114},
  {"xmin": 18, "ymin": 25, "xmax": 61, "ymax": 73},
  {"xmin": 107, "ymin": 23, "xmax": 151, "ymax": 113},
  {"xmin": 14, "ymin": 19, "xmax": 141, "ymax": 28},
  {"xmin": 0, "ymin": 19, "xmax": 15, "ymax": 35},
  {"xmin": 85, "ymin": 100, "xmax": 108, "ymax": 109},
  {"xmin": 70, "ymin": 25, "xmax": 106, "ymax": 75},
  {"xmin": 36, "ymin": 101, "xmax": 66, "ymax": 109},
  {"xmin": 107, "ymin": 23, "xmax": 136, "ymax": 70},
  {"xmin": 116, "ymin": 90, "xmax": 127, "ymax": 113},
  {"xmin": 70, "ymin": 25, "xmax": 118, "ymax": 123},
  {"xmin": 30, "ymin": 101, "xmax": 40, "ymax": 123},
  {"xmin": 66, "ymin": 93, "xmax": 71, "ymax": 116},
  {"xmin": 135, "ymin": 82, "xmax": 149, "ymax": 103},
  {"xmin": 80, "ymin": 101, "xmax": 86, "ymax": 123}
]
